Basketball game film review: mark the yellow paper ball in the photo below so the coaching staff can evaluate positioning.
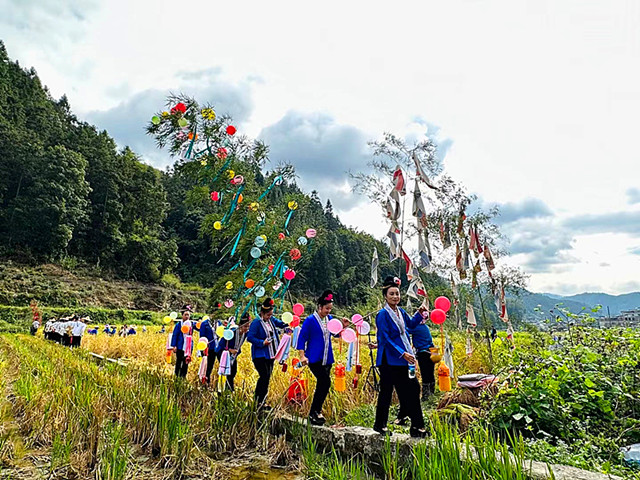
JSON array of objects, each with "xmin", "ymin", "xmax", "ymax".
[
  {"xmin": 214, "ymin": 221, "xmax": 222, "ymax": 230},
  {"xmin": 225, "ymin": 281, "xmax": 233, "ymax": 290}
]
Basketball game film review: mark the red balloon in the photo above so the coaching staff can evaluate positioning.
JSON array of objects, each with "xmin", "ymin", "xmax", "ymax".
[
  {"xmin": 226, "ymin": 125, "xmax": 236, "ymax": 135},
  {"xmin": 430, "ymin": 308, "xmax": 446, "ymax": 325},
  {"xmin": 434, "ymin": 296, "xmax": 451, "ymax": 313},
  {"xmin": 291, "ymin": 315, "xmax": 300, "ymax": 327}
]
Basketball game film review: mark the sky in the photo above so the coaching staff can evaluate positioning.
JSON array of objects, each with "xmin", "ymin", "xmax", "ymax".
[{"xmin": 3, "ymin": 0, "xmax": 640, "ymax": 295}]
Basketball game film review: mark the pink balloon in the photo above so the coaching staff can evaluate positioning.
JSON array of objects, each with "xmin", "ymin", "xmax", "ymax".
[
  {"xmin": 283, "ymin": 269, "xmax": 296, "ymax": 281},
  {"xmin": 327, "ymin": 319, "xmax": 343, "ymax": 335},
  {"xmin": 356, "ymin": 321, "xmax": 370, "ymax": 335},
  {"xmin": 434, "ymin": 296, "xmax": 451, "ymax": 313},
  {"xmin": 341, "ymin": 328, "xmax": 357, "ymax": 343},
  {"xmin": 305, "ymin": 228, "xmax": 317, "ymax": 239},
  {"xmin": 292, "ymin": 303, "xmax": 304, "ymax": 316},
  {"xmin": 430, "ymin": 308, "xmax": 447, "ymax": 325},
  {"xmin": 351, "ymin": 313, "xmax": 363, "ymax": 326}
]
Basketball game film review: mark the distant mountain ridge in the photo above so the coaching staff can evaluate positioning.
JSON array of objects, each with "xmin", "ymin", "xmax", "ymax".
[{"xmin": 519, "ymin": 290, "xmax": 640, "ymax": 321}]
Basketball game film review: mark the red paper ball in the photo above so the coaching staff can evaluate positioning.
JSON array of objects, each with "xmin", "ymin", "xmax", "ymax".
[
  {"xmin": 430, "ymin": 308, "xmax": 446, "ymax": 325},
  {"xmin": 226, "ymin": 125, "xmax": 236, "ymax": 135},
  {"xmin": 434, "ymin": 296, "xmax": 451, "ymax": 313},
  {"xmin": 175, "ymin": 102, "xmax": 187, "ymax": 113}
]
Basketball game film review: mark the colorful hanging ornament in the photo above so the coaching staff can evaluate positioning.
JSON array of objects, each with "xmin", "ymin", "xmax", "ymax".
[
  {"xmin": 201, "ymin": 107, "xmax": 216, "ymax": 120},
  {"xmin": 226, "ymin": 125, "xmax": 236, "ymax": 135}
]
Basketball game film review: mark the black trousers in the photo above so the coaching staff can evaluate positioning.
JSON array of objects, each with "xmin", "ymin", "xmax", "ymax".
[
  {"xmin": 417, "ymin": 350, "xmax": 436, "ymax": 391},
  {"xmin": 374, "ymin": 354, "xmax": 425, "ymax": 430},
  {"xmin": 253, "ymin": 357, "xmax": 275, "ymax": 405},
  {"xmin": 216, "ymin": 351, "xmax": 239, "ymax": 391},
  {"xmin": 71, "ymin": 336, "xmax": 82, "ymax": 348},
  {"xmin": 397, "ymin": 351, "xmax": 436, "ymax": 419},
  {"xmin": 205, "ymin": 349, "xmax": 217, "ymax": 383},
  {"xmin": 174, "ymin": 349, "xmax": 189, "ymax": 377},
  {"xmin": 308, "ymin": 363, "xmax": 332, "ymax": 415}
]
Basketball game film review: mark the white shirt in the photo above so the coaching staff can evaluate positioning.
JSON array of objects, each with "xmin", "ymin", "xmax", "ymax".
[{"xmin": 71, "ymin": 321, "xmax": 86, "ymax": 337}]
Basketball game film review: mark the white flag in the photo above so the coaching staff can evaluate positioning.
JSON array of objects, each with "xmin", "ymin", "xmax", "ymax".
[{"xmin": 370, "ymin": 248, "xmax": 379, "ymax": 288}]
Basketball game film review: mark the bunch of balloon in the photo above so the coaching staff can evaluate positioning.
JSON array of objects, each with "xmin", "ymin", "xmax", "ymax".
[{"xmin": 430, "ymin": 296, "xmax": 452, "ymax": 392}]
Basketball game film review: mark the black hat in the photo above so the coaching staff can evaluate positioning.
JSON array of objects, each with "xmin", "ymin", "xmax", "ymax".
[
  {"xmin": 382, "ymin": 276, "xmax": 401, "ymax": 294},
  {"xmin": 260, "ymin": 298, "xmax": 275, "ymax": 313},
  {"xmin": 181, "ymin": 304, "xmax": 193, "ymax": 313}
]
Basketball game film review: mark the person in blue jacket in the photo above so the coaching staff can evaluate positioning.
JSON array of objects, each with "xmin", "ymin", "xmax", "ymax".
[
  {"xmin": 216, "ymin": 312, "xmax": 250, "ymax": 392},
  {"xmin": 198, "ymin": 313, "xmax": 217, "ymax": 384},
  {"xmin": 247, "ymin": 298, "xmax": 287, "ymax": 409},
  {"xmin": 170, "ymin": 305, "xmax": 194, "ymax": 378},
  {"xmin": 395, "ymin": 311, "xmax": 436, "ymax": 424},
  {"xmin": 372, "ymin": 276, "xmax": 427, "ymax": 438},
  {"xmin": 297, "ymin": 290, "xmax": 347, "ymax": 426}
]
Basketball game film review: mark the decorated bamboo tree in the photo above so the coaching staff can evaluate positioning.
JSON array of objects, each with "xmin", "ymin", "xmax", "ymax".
[{"xmin": 147, "ymin": 95, "xmax": 317, "ymax": 319}]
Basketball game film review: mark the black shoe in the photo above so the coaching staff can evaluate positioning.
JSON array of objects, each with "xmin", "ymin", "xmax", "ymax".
[
  {"xmin": 393, "ymin": 416, "xmax": 409, "ymax": 426},
  {"xmin": 309, "ymin": 412, "xmax": 326, "ymax": 426},
  {"xmin": 373, "ymin": 427, "xmax": 393, "ymax": 436},
  {"xmin": 410, "ymin": 427, "xmax": 427, "ymax": 438}
]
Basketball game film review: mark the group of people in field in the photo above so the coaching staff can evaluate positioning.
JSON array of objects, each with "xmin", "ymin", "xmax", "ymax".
[
  {"xmin": 42, "ymin": 315, "xmax": 88, "ymax": 347},
  {"xmin": 169, "ymin": 275, "xmax": 436, "ymax": 438}
]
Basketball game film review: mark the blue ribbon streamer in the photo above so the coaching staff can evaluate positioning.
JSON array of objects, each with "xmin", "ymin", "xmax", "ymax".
[{"xmin": 258, "ymin": 175, "xmax": 283, "ymax": 202}]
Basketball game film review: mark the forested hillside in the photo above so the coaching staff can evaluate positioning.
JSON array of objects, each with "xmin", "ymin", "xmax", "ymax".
[{"xmin": 0, "ymin": 41, "xmax": 436, "ymax": 308}]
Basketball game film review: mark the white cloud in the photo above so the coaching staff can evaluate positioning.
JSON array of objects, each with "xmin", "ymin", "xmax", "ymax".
[{"xmin": 4, "ymin": 0, "xmax": 640, "ymax": 295}]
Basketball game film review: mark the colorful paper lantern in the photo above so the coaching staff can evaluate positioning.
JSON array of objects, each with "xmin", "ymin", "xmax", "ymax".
[
  {"xmin": 297, "ymin": 236, "xmax": 308, "ymax": 246},
  {"xmin": 226, "ymin": 125, "xmax": 236, "ymax": 135},
  {"xmin": 289, "ymin": 248, "xmax": 301, "ymax": 261},
  {"xmin": 250, "ymin": 247, "xmax": 261, "ymax": 258},
  {"xmin": 278, "ymin": 232, "xmax": 286, "ymax": 240},
  {"xmin": 254, "ymin": 286, "xmax": 265, "ymax": 297},
  {"xmin": 217, "ymin": 147, "xmax": 228, "ymax": 159},
  {"xmin": 232, "ymin": 175, "xmax": 244, "ymax": 185},
  {"xmin": 245, "ymin": 279, "xmax": 255, "ymax": 288},
  {"xmin": 225, "ymin": 281, "xmax": 233, "ymax": 290},
  {"xmin": 211, "ymin": 191, "xmax": 220, "ymax": 202},
  {"xmin": 306, "ymin": 228, "xmax": 317, "ymax": 239},
  {"xmin": 178, "ymin": 118, "xmax": 188, "ymax": 127},
  {"xmin": 255, "ymin": 236, "xmax": 266, "ymax": 247},
  {"xmin": 151, "ymin": 116, "xmax": 160, "ymax": 125},
  {"xmin": 214, "ymin": 221, "xmax": 222, "ymax": 230},
  {"xmin": 201, "ymin": 108, "xmax": 216, "ymax": 120},
  {"xmin": 283, "ymin": 269, "xmax": 296, "ymax": 281},
  {"xmin": 288, "ymin": 201, "xmax": 298, "ymax": 210},
  {"xmin": 224, "ymin": 299, "xmax": 234, "ymax": 308}
]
